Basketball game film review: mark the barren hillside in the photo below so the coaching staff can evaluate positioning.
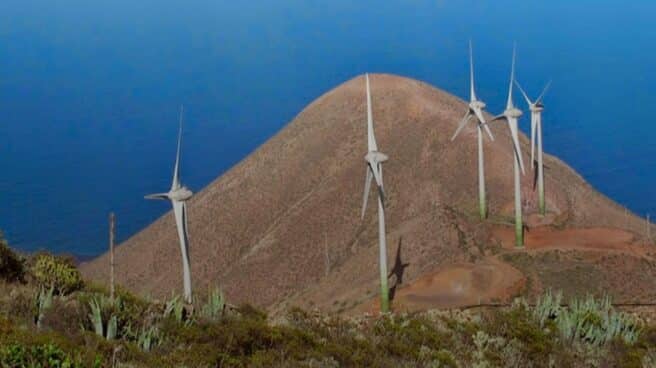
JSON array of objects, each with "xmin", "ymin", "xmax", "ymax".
[{"xmin": 81, "ymin": 74, "xmax": 656, "ymax": 313}]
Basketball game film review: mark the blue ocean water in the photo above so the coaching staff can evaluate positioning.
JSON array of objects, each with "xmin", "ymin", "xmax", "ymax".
[{"xmin": 1, "ymin": 0, "xmax": 655, "ymax": 257}]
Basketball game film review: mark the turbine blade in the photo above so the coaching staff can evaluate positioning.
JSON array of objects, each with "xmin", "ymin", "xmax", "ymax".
[
  {"xmin": 482, "ymin": 122, "xmax": 495, "ymax": 141},
  {"xmin": 366, "ymin": 74, "xmax": 378, "ymax": 152},
  {"xmin": 370, "ymin": 162, "xmax": 384, "ymax": 190},
  {"xmin": 361, "ymin": 168, "xmax": 373, "ymax": 219},
  {"xmin": 509, "ymin": 122, "xmax": 526, "ymax": 174},
  {"xmin": 171, "ymin": 105, "xmax": 184, "ymax": 191},
  {"xmin": 145, "ymin": 193, "xmax": 169, "ymax": 200},
  {"xmin": 506, "ymin": 45, "xmax": 516, "ymax": 110},
  {"xmin": 377, "ymin": 163, "xmax": 386, "ymax": 205},
  {"xmin": 473, "ymin": 108, "xmax": 494, "ymax": 141},
  {"xmin": 451, "ymin": 112, "xmax": 472, "ymax": 141},
  {"xmin": 490, "ymin": 114, "xmax": 507, "ymax": 123},
  {"xmin": 469, "ymin": 39, "xmax": 476, "ymax": 102},
  {"xmin": 536, "ymin": 79, "xmax": 552, "ymax": 103},
  {"xmin": 530, "ymin": 113, "xmax": 537, "ymax": 164},
  {"xmin": 173, "ymin": 200, "xmax": 192, "ymax": 302},
  {"xmin": 514, "ymin": 79, "xmax": 532, "ymax": 106}
]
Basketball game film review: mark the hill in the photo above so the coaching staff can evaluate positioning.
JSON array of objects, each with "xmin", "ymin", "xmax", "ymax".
[{"xmin": 80, "ymin": 74, "xmax": 656, "ymax": 313}]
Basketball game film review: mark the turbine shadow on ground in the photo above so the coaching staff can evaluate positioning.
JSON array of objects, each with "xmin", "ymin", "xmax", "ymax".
[{"xmin": 389, "ymin": 236, "xmax": 410, "ymax": 302}]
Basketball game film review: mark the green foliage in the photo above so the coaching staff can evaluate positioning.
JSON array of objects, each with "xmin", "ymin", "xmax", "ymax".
[
  {"xmin": 30, "ymin": 254, "xmax": 83, "ymax": 295},
  {"xmin": 0, "ymin": 233, "xmax": 25, "ymax": 283},
  {"xmin": 0, "ymin": 343, "xmax": 85, "ymax": 368},
  {"xmin": 534, "ymin": 292, "xmax": 642, "ymax": 346},
  {"xmin": 164, "ymin": 294, "xmax": 187, "ymax": 323},
  {"xmin": 87, "ymin": 295, "xmax": 121, "ymax": 340},
  {"xmin": 198, "ymin": 286, "xmax": 225, "ymax": 321}
]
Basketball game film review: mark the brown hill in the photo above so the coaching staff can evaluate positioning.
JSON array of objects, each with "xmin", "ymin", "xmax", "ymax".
[{"xmin": 81, "ymin": 74, "xmax": 656, "ymax": 313}]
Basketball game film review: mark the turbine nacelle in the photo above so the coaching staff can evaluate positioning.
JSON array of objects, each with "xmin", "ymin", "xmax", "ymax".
[
  {"xmin": 145, "ymin": 186, "xmax": 193, "ymax": 202},
  {"xmin": 529, "ymin": 104, "xmax": 544, "ymax": 113},
  {"xmin": 365, "ymin": 151, "xmax": 389, "ymax": 165},
  {"xmin": 469, "ymin": 100, "xmax": 486, "ymax": 110},
  {"xmin": 504, "ymin": 107, "xmax": 523, "ymax": 119}
]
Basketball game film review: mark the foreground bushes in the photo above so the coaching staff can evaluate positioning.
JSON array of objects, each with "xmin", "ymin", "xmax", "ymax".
[
  {"xmin": 0, "ymin": 234, "xmax": 24, "ymax": 283},
  {"xmin": 0, "ymin": 238, "xmax": 654, "ymax": 366}
]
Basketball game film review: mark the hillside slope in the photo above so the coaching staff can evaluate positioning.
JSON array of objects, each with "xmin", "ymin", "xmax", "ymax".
[{"xmin": 81, "ymin": 74, "xmax": 656, "ymax": 312}]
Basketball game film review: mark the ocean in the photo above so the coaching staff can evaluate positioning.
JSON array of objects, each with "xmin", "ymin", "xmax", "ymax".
[{"xmin": 1, "ymin": 0, "xmax": 655, "ymax": 256}]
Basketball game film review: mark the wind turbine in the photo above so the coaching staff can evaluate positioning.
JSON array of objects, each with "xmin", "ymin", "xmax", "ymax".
[
  {"xmin": 145, "ymin": 106, "xmax": 194, "ymax": 303},
  {"xmin": 515, "ymin": 79, "xmax": 551, "ymax": 216},
  {"xmin": 491, "ymin": 47, "xmax": 526, "ymax": 247},
  {"xmin": 451, "ymin": 40, "xmax": 495, "ymax": 220},
  {"xmin": 361, "ymin": 74, "xmax": 391, "ymax": 313}
]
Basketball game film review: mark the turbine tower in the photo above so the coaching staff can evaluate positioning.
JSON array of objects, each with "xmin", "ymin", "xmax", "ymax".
[
  {"xmin": 492, "ymin": 47, "xmax": 526, "ymax": 247},
  {"xmin": 451, "ymin": 40, "xmax": 495, "ymax": 220},
  {"xmin": 515, "ymin": 79, "xmax": 551, "ymax": 216},
  {"xmin": 145, "ymin": 106, "xmax": 194, "ymax": 303},
  {"xmin": 361, "ymin": 74, "xmax": 391, "ymax": 313}
]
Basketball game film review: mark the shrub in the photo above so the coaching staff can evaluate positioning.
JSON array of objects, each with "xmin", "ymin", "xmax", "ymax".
[
  {"xmin": 0, "ymin": 343, "xmax": 85, "ymax": 368},
  {"xmin": 30, "ymin": 254, "xmax": 83, "ymax": 295},
  {"xmin": 0, "ymin": 234, "xmax": 25, "ymax": 283}
]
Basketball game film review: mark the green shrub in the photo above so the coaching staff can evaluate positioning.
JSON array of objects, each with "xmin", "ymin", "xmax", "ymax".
[
  {"xmin": 0, "ymin": 234, "xmax": 25, "ymax": 283},
  {"xmin": 0, "ymin": 343, "xmax": 85, "ymax": 368},
  {"xmin": 30, "ymin": 254, "xmax": 83, "ymax": 295}
]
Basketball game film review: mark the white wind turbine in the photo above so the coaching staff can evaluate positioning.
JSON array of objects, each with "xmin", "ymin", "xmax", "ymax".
[
  {"xmin": 451, "ymin": 40, "xmax": 495, "ymax": 220},
  {"xmin": 491, "ymin": 47, "xmax": 526, "ymax": 247},
  {"xmin": 361, "ymin": 74, "xmax": 391, "ymax": 313},
  {"xmin": 515, "ymin": 79, "xmax": 551, "ymax": 216},
  {"xmin": 145, "ymin": 106, "xmax": 194, "ymax": 303}
]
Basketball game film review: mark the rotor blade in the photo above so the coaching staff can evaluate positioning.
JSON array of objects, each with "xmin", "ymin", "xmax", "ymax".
[
  {"xmin": 482, "ymin": 122, "xmax": 495, "ymax": 141},
  {"xmin": 377, "ymin": 164, "xmax": 386, "ymax": 205},
  {"xmin": 490, "ymin": 114, "xmax": 507, "ymax": 123},
  {"xmin": 451, "ymin": 112, "xmax": 472, "ymax": 141},
  {"xmin": 514, "ymin": 79, "xmax": 532, "ymax": 106},
  {"xmin": 473, "ymin": 108, "xmax": 494, "ymax": 141},
  {"xmin": 509, "ymin": 122, "xmax": 526, "ymax": 174},
  {"xmin": 530, "ymin": 113, "xmax": 537, "ymax": 164},
  {"xmin": 145, "ymin": 193, "xmax": 170, "ymax": 200},
  {"xmin": 469, "ymin": 39, "xmax": 476, "ymax": 102},
  {"xmin": 536, "ymin": 79, "xmax": 552, "ymax": 103},
  {"xmin": 172, "ymin": 200, "xmax": 191, "ymax": 293},
  {"xmin": 171, "ymin": 105, "xmax": 184, "ymax": 191},
  {"xmin": 506, "ymin": 45, "xmax": 516, "ymax": 110},
  {"xmin": 361, "ymin": 168, "xmax": 373, "ymax": 219},
  {"xmin": 366, "ymin": 74, "xmax": 378, "ymax": 152}
]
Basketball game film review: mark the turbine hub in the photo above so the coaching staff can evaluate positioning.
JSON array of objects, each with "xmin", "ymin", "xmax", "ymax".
[
  {"xmin": 531, "ymin": 104, "xmax": 544, "ymax": 113},
  {"xmin": 504, "ymin": 107, "xmax": 523, "ymax": 119},
  {"xmin": 169, "ymin": 186, "xmax": 193, "ymax": 202},
  {"xmin": 365, "ymin": 151, "xmax": 388, "ymax": 164}
]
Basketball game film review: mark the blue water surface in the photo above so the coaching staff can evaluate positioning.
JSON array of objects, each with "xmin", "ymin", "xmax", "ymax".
[{"xmin": 1, "ymin": 0, "xmax": 655, "ymax": 256}]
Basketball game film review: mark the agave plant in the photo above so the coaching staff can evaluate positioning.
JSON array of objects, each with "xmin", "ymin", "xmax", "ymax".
[
  {"xmin": 541, "ymin": 293, "xmax": 643, "ymax": 346},
  {"xmin": 137, "ymin": 326, "xmax": 160, "ymax": 352},
  {"xmin": 199, "ymin": 286, "xmax": 225, "ymax": 321},
  {"xmin": 163, "ymin": 294, "xmax": 186, "ymax": 323},
  {"xmin": 35, "ymin": 286, "xmax": 54, "ymax": 329},
  {"xmin": 88, "ymin": 295, "xmax": 121, "ymax": 340}
]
